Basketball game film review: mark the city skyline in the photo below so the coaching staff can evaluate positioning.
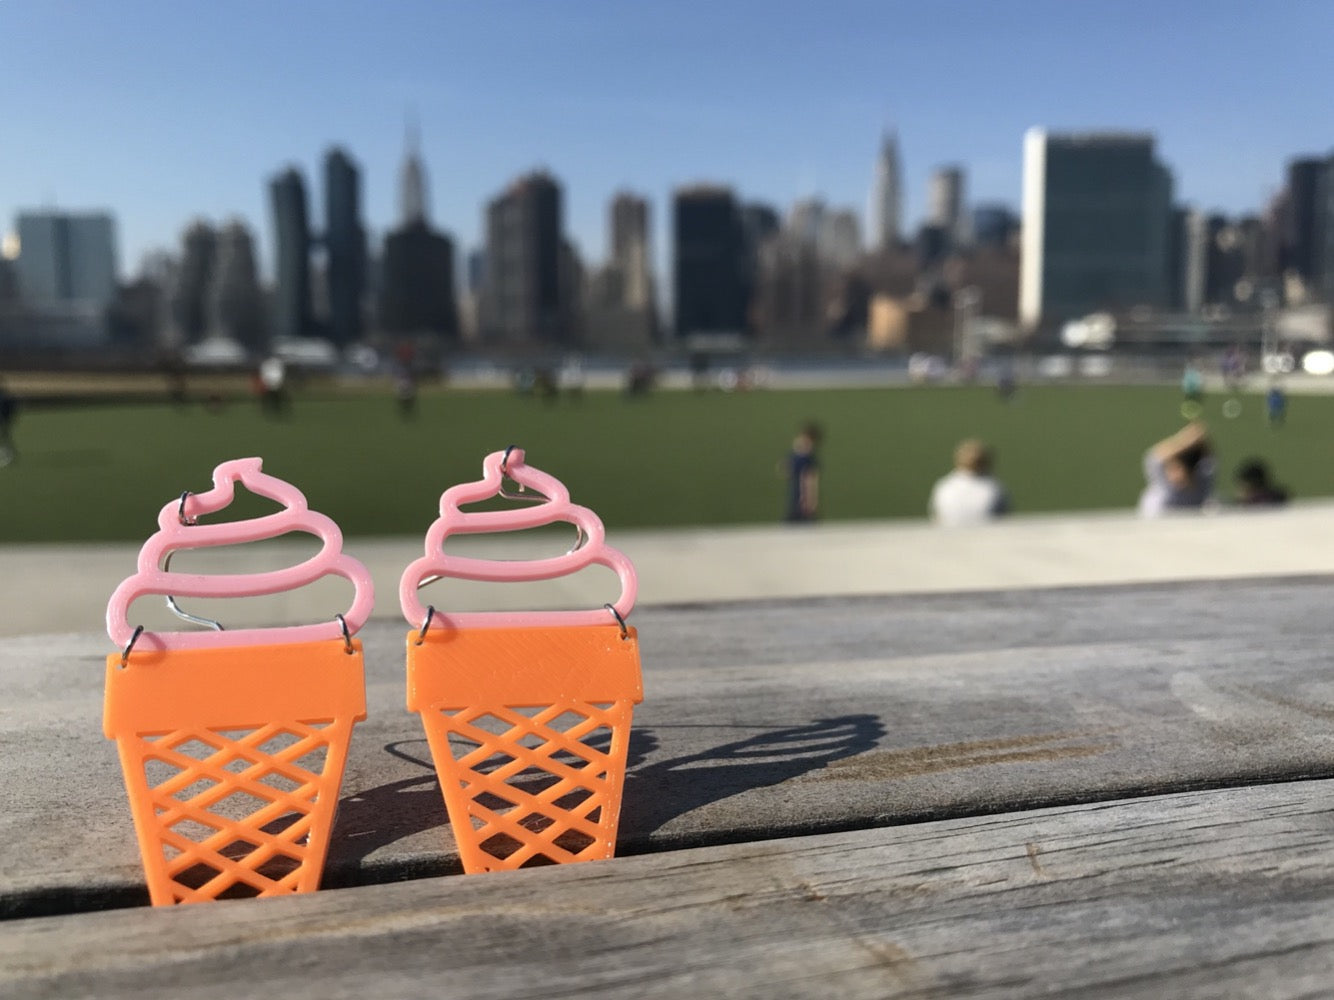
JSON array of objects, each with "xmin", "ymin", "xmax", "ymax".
[{"xmin": 4, "ymin": 1, "xmax": 1333, "ymax": 281}]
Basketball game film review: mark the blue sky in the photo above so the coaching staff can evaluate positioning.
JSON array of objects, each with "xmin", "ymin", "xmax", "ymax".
[{"xmin": 3, "ymin": 0, "xmax": 1332, "ymax": 280}]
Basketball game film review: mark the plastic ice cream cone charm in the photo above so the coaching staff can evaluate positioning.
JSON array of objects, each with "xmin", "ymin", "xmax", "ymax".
[
  {"xmin": 104, "ymin": 458, "xmax": 372, "ymax": 905},
  {"xmin": 400, "ymin": 447, "xmax": 643, "ymax": 873}
]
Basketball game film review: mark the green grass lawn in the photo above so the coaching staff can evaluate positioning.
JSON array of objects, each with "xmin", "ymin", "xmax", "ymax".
[{"xmin": 1, "ymin": 384, "xmax": 1330, "ymax": 542}]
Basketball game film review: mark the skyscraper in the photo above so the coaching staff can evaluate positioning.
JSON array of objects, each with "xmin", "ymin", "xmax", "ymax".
[
  {"xmin": 581, "ymin": 190, "xmax": 657, "ymax": 349},
  {"xmin": 379, "ymin": 129, "xmax": 458, "ymax": 340},
  {"xmin": 1182, "ymin": 209, "xmax": 1209, "ymax": 314},
  {"xmin": 171, "ymin": 220, "xmax": 217, "ymax": 344},
  {"xmin": 609, "ymin": 191, "xmax": 653, "ymax": 312},
  {"xmin": 740, "ymin": 202, "xmax": 780, "ymax": 328},
  {"xmin": 868, "ymin": 131, "xmax": 902, "ymax": 251},
  {"xmin": 481, "ymin": 171, "xmax": 566, "ymax": 343},
  {"xmin": 788, "ymin": 198, "xmax": 827, "ymax": 248},
  {"xmin": 786, "ymin": 199, "xmax": 860, "ymax": 266},
  {"xmin": 1020, "ymin": 129, "xmax": 1173, "ymax": 330},
  {"xmin": 1317, "ymin": 157, "xmax": 1334, "ymax": 302},
  {"xmin": 740, "ymin": 203, "xmax": 780, "ymax": 250},
  {"xmin": 611, "ymin": 192, "xmax": 648, "ymax": 265},
  {"xmin": 324, "ymin": 147, "xmax": 367, "ymax": 346},
  {"xmin": 1164, "ymin": 206, "xmax": 1188, "ymax": 311},
  {"xmin": 928, "ymin": 166, "xmax": 968, "ymax": 248},
  {"xmin": 753, "ymin": 226, "xmax": 823, "ymax": 349},
  {"xmin": 400, "ymin": 121, "xmax": 429, "ymax": 226},
  {"xmin": 0, "ymin": 258, "xmax": 17, "ymax": 305},
  {"xmin": 377, "ymin": 224, "xmax": 458, "ymax": 339},
  {"xmin": 269, "ymin": 167, "xmax": 312, "ymax": 340},
  {"xmin": 1204, "ymin": 215, "xmax": 1247, "ymax": 306},
  {"xmin": 972, "ymin": 205, "xmax": 1019, "ymax": 249},
  {"xmin": 209, "ymin": 219, "xmax": 266, "ymax": 349},
  {"xmin": 13, "ymin": 211, "xmax": 118, "ymax": 308},
  {"xmin": 822, "ymin": 209, "xmax": 863, "ymax": 268},
  {"xmin": 1284, "ymin": 157, "xmax": 1324, "ymax": 284},
  {"xmin": 674, "ymin": 185, "xmax": 749, "ymax": 336}
]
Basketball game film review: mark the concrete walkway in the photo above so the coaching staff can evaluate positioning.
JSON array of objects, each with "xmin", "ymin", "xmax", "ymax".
[{"xmin": 3, "ymin": 503, "xmax": 1333, "ymax": 638}]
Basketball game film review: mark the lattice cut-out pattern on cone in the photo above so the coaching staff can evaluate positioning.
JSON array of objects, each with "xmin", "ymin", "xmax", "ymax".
[
  {"xmin": 104, "ymin": 640, "xmax": 367, "ymax": 906},
  {"xmin": 406, "ymin": 623, "xmax": 644, "ymax": 873},
  {"xmin": 116, "ymin": 719, "xmax": 352, "ymax": 902},
  {"xmin": 420, "ymin": 699, "xmax": 634, "ymax": 870}
]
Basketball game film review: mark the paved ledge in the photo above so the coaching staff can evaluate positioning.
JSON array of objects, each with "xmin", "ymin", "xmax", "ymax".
[{"xmin": 2, "ymin": 503, "xmax": 1333, "ymax": 638}]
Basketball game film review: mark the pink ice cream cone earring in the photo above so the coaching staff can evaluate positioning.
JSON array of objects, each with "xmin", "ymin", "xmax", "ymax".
[
  {"xmin": 104, "ymin": 458, "xmax": 372, "ymax": 904},
  {"xmin": 400, "ymin": 446, "xmax": 644, "ymax": 873}
]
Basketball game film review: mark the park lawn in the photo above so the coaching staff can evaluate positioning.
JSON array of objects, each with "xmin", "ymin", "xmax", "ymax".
[{"xmin": 0, "ymin": 384, "xmax": 1329, "ymax": 543}]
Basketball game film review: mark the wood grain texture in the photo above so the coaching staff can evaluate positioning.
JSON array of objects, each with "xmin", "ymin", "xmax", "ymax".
[
  {"xmin": 6, "ymin": 577, "xmax": 1334, "ymax": 915},
  {"xmin": 5, "ymin": 779, "xmax": 1334, "ymax": 999}
]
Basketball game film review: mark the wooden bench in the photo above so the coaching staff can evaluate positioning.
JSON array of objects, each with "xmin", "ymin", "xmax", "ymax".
[{"xmin": 4, "ymin": 576, "xmax": 1334, "ymax": 996}]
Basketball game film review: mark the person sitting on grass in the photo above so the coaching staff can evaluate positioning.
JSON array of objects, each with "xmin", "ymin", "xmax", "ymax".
[
  {"xmin": 1234, "ymin": 458, "xmax": 1289, "ymax": 506},
  {"xmin": 1138, "ymin": 421, "xmax": 1215, "ymax": 517},
  {"xmin": 929, "ymin": 439, "xmax": 1009, "ymax": 526}
]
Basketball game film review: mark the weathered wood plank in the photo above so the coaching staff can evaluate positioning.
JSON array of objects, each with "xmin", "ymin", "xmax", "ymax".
[
  {"xmin": 5, "ymin": 577, "xmax": 1334, "ymax": 914},
  {"xmin": 5, "ymin": 779, "xmax": 1334, "ymax": 999}
]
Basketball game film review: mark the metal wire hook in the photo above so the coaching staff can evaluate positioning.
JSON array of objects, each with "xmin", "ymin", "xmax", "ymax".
[
  {"xmin": 499, "ymin": 482, "xmax": 548, "ymax": 503},
  {"xmin": 162, "ymin": 551, "xmax": 224, "ymax": 631},
  {"xmin": 416, "ymin": 604, "xmax": 436, "ymax": 646},
  {"xmin": 120, "ymin": 624, "xmax": 144, "ymax": 666},
  {"xmin": 605, "ymin": 603, "xmax": 629, "ymax": 640},
  {"xmin": 567, "ymin": 524, "xmax": 587, "ymax": 554},
  {"xmin": 498, "ymin": 444, "xmax": 547, "ymax": 503},
  {"xmin": 335, "ymin": 613, "xmax": 354, "ymax": 654},
  {"xmin": 177, "ymin": 490, "xmax": 197, "ymax": 526}
]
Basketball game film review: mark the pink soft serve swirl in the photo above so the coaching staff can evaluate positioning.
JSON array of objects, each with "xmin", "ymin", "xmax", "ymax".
[
  {"xmin": 106, "ymin": 457, "xmax": 374, "ymax": 652},
  {"xmin": 398, "ymin": 448, "xmax": 637, "ymax": 629}
]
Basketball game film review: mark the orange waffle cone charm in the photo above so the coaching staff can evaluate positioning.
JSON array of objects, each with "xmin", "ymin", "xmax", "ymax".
[
  {"xmin": 408, "ymin": 624, "xmax": 642, "ymax": 871},
  {"xmin": 104, "ymin": 641, "xmax": 366, "ymax": 903},
  {"xmin": 400, "ymin": 447, "xmax": 643, "ymax": 872},
  {"xmin": 104, "ymin": 459, "xmax": 373, "ymax": 904}
]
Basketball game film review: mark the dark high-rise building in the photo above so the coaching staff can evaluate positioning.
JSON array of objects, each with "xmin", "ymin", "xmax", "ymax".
[
  {"xmin": 674, "ymin": 185, "xmax": 749, "ymax": 336},
  {"xmin": 466, "ymin": 249, "xmax": 485, "ymax": 296},
  {"xmin": 1235, "ymin": 215, "xmax": 1271, "ymax": 283},
  {"xmin": 915, "ymin": 224, "xmax": 950, "ymax": 268},
  {"xmin": 752, "ymin": 232, "xmax": 823, "ymax": 349},
  {"xmin": 1318, "ymin": 158, "xmax": 1334, "ymax": 302},
  {"xmin": 0, "ymin": 258, "xmax": 17, "ymax": 304},
  {"xmin": 323, "ymin": 147, "xmax": 367, "ymax": 346},
  {"xmin": 1205, "ymin": 214, "xmax": 1246, "ymax": 306},
  {"xmin": 1284, "ymin": 157, "xmax": 1324, "ymax": 283},
  {"xmin": 269, "ymin": 167, "xmax": 312, "ymax": 340},
  {"xmin": 378, "ymin": 222, "xmax": 458, "ymax": 338},
  {"xmin": 1148, "ymin": 160, "xmax": 1174, "ymax": 299},
  {"xmin": 740, "ymin": 202, "xmax": 781, "ymax": 318},
  {"xmin": 1166, "ymin": 206, "xmax": 1189, "ymax": 310},
  {"xmin": 740, "ymin": 203, "xmax": 780, "ymax": 249},
  {"xmin": 171, "ymin": 220, "xmax": 217, "ymax": 343},
  {"xmin": 1020, "ymin": 129, "xmax": 1173, "ymax": 330},
  {"xmin": 377, "ymin": 125, "xmax": 458, "ymax": 339},
  {"xmin": 481, "ymin": 171, "xmax": 566, "ymax": 343},
  {"xmin": 972, "ymin": 204, "xmax": 1019, "ymax": 249}
]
